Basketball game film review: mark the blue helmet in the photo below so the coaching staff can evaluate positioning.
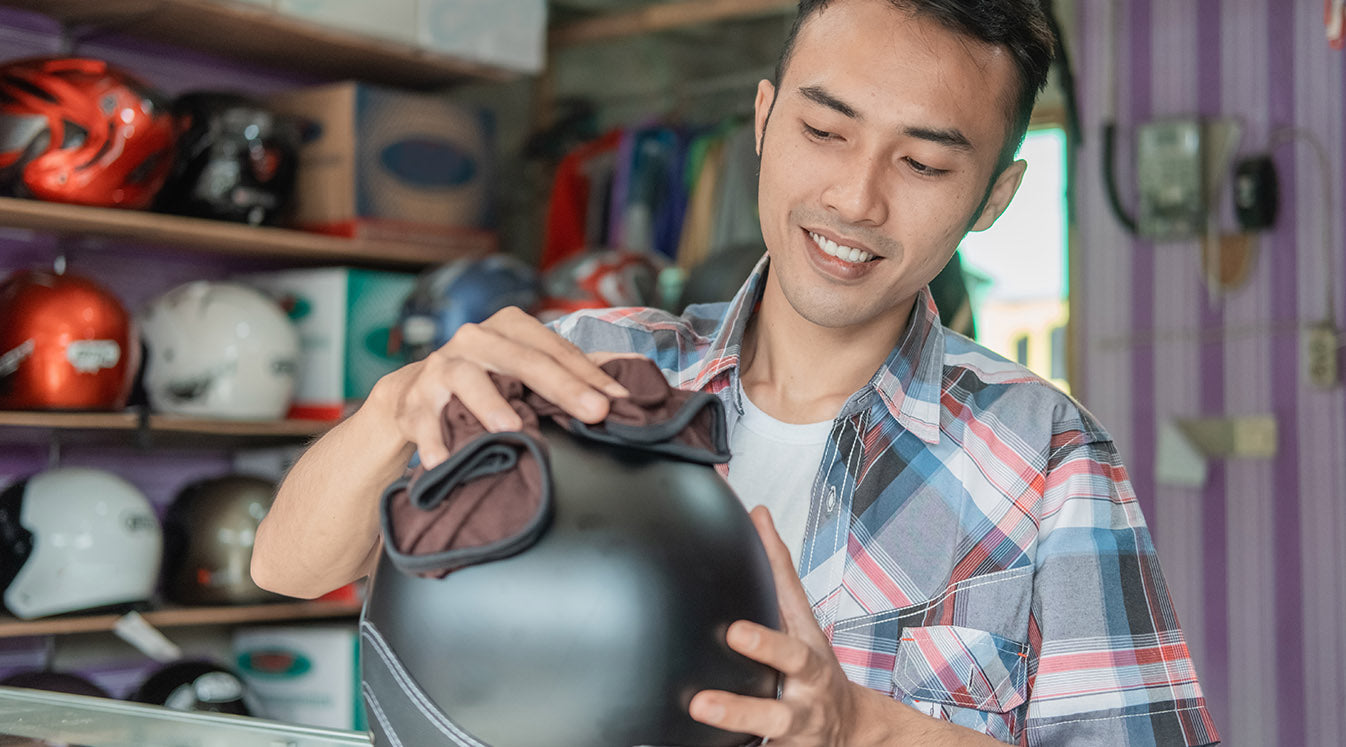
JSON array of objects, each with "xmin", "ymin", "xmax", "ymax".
[{"xmin": 395, "ymin": 254, "xmax": 540, "ymax": 362}]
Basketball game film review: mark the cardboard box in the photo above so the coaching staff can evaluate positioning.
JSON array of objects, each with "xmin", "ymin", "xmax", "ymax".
[
  {"xmin": 239, "ymin": 267, "xmax": 416, "ymax": 420},
  {"xmin": 233, "ymin": 624, "xmax": 364, "ymax": 730},
  {"xmin": 418, "ymin": 0, "xmax": 548, "ymax": 75},
  {"xmin": 269, "ymin": 82, "xmax": 496, "ymax": 242},
  {"xmin": 276, "ymin": 0, "xmax": 417, "ymax": 45}
]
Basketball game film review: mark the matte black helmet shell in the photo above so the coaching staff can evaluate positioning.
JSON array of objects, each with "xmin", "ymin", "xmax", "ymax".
[{"xmin": 361, "ymin": 421, "xmax": 779, "ymax": 747}]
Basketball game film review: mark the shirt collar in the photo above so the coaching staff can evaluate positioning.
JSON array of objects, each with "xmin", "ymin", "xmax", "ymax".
[{"xmin": 688, "ymin": 254, "xmax": 945, "ymax": 445}]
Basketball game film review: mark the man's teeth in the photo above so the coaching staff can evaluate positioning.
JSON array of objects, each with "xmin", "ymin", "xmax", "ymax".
[{"xmin": 809, "ymin": 232, "xmax": 875, "ymax": 263}]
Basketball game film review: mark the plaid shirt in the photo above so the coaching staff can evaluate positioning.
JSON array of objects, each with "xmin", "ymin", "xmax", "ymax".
[{"xmin": 551, "ymin": 258, "xmax": 1219, "ymax": 746}]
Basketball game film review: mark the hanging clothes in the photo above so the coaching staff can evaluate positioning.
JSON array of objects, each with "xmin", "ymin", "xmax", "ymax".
[
  {"xmin": 541, "ymin": 129, "xmax": 623, "ymax": 272},
  {"xmin": 708, "ymin": 123, "xmax": 763, "ymax": 253}
]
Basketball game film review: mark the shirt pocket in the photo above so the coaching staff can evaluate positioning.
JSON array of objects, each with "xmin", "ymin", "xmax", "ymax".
[{"xmin": 891, "ymin": 624, "xmax": 1029, "ymax": 714}]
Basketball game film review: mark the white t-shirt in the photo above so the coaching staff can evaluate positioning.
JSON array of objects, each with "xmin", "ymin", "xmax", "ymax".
[{"xmin": 726, "ymin": 380, "xmax": 832, "ymax": 566}]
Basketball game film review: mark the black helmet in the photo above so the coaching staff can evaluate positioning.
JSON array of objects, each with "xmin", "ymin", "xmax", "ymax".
[
  {"xmin": 155, "ymin": 91, "xmax": 300, "ymax": 225},
  {"xmin": 0, "ymin": 669, "xmax": 110, "ymax": 699},
  {"xmin": 161, "ymin": 474, "xmax": 285, "ymax": 606},
  {"xmin": 361, "ymin": 420, "xmax": 779, "ymax": 747},
  {"xmin": 131, "ymin": 659, "xmax": 254, "ymax": 715}
]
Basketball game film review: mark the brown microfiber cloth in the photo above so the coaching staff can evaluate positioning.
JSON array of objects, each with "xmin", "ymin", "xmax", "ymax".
[{"xmin": 380, "ymin": 357, "xmax": 729, "ymax": 578}]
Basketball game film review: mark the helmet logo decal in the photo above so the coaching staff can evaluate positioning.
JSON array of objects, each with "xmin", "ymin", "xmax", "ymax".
[
  {"xmin": 379, "ymin": 137, "xmax": 477, "ymax": 188},
  {"xmin": 166, "ymin": 373, "xmax": 216, "ymax": 402},
  {"xmin": 236, "ymin": 648, "xmax": 312, "ymax": 677},
  {"xmin": 364, "ymin": 327, "xmax": 400, "ymax": 363},
  {"xmin": 65, "ymin": 339, "xmax": 120, "ymax": 373},
  {"xmin": 0, "ymin": 339, "xmax": 34, "ymax": 377},
  {"xmin": 123, "ymin": 511, "xmax": 158, "ymax": 533}
]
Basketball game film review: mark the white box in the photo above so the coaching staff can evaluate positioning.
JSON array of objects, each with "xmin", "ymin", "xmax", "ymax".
[
  {"xmin": 277, "ymin": 0, "xmax": 418, "ymax": 45},
  {"xmin": 239, "ymin": 267, "xmax": 417, "ymax": 420},
  {"xmin": 233, "ymin": 624, "xmax": 364, "ymax": 730},
  {"xmin": 418, "ymin": 0, "xmax": 548, "ymax": 74}
]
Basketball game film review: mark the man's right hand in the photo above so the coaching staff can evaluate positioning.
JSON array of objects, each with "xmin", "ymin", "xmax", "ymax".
[
  {"xmin": 252, "ymin": 305, "xmax": 631, "ymax": 599},
  {"xmin": 374, "ymin": 305, "xmax": 631, "ymax": 468}
]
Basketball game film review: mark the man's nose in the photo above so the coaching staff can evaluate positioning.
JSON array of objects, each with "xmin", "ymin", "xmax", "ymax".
[{"xmin": 821, "ymin": 150, "xmax": 889, "ymax": 226}]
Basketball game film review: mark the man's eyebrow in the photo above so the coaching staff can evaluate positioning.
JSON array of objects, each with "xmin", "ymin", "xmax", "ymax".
[
  {"xmin": 903, "ymin": 126, "xmax": 974, "ymax": 153},
  {"xmin": 797, "ymin": 85, "xmax": 975, "ymax": 153},
  {"xmin": 798, "ymin": 85, "xmax": 859, "ymax": 119}
]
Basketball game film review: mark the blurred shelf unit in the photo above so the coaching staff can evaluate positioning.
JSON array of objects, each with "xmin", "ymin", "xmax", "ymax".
[
  {"xmin": 549, "ymin": 0, "xmax": 796, "ymax": 48},
  {"xmin": 0, "ymin": 601, "xmax": 363, "ymax": 639},
  {"xmin": 0, "ymin": 0, "xmax": 519, "ymax": 88},
  {"xmin": 0, "ymin": 197, "xmax": 495, "ymax": 269},
  {"xmin": 0, "ymin": 410, "xmax": 334, "ymax": 448}
]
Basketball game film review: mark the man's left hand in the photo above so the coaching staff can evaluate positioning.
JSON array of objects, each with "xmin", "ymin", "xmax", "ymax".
[{"xmin": 689, "ymin": 505, "xmax": 864, "ymax": 746}]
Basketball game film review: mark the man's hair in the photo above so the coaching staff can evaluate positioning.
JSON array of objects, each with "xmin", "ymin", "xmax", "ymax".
[{"xmin": 773, "ymin": 0, "xmax": 1056, "ymax": 176}]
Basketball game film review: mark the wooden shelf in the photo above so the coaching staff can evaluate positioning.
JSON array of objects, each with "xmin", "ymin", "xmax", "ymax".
[
  {"xmin": 550, "ymin": 0, "xmax": 796, "ymax": 48},
  {"xmin": 0, "ymin": 410, "xmax": 334, "ymax": 448},
  {"xmin": 0, "ymin": 600, "xmax": 362, "ymax": 638},
  {"xmin": 0, "ymin": 0, "xmax": 518, "ymax": 88},
  {"xmin": 0, "ymin": 197, "xmax": 495, "ymax": 268}
]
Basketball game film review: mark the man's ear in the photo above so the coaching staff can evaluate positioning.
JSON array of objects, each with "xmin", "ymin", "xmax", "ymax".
[
  {"xmin": 753, "ymin": 79, "xmax": 776, "ymax": 156},
  {"xmin": 969, "ymin": 159, "xmax": 1027, "ymax": 232}
]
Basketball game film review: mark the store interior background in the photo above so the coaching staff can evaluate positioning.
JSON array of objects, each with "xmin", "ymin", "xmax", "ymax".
[{"xmin": 0, "ymin": 1, "xmax": 1342, "ymax": 745}]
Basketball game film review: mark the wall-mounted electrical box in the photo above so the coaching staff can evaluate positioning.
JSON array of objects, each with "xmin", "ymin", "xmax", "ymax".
[{"xmin": 1137, "ymin": 119, "xmax": 1206, "ymax": 241}]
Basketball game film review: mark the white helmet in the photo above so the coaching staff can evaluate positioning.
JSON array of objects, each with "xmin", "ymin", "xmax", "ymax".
[
  {"xmin": 140, "ymin": 281, "xmax": 299, "ymax": 420},
  {"xmin": 0, "ymin": 467, "xmax": 163, "ymax": 619}
]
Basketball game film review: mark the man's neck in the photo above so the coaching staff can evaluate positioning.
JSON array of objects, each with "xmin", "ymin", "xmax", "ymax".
[{"xmin": 738, "ymin": 283, "xmax": 915, "ymax": 425}]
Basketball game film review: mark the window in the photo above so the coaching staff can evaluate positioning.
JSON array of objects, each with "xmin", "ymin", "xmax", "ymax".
[{"xmin": 957, "ymin": 126, "xmax": 1070, "ymax": 392}]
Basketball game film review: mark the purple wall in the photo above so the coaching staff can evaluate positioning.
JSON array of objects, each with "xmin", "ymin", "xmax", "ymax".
[{"xmin": 1075, "ymin": 2, "xmax": 1346, "ymax": 744}]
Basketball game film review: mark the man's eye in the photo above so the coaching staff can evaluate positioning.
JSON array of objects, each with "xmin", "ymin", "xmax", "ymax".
[
  {"xmin": 905, "ymin": 157, "xmax": 947, "ymax": 176},
  {"xmin": 803, "ymin": 124, "xmax": 834, "ymax": 140}
]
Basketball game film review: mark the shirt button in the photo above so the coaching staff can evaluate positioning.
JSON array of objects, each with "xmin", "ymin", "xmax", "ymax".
[{"xmin": 825, "ymin": 486, "xmax": 838, "ymax": 513}]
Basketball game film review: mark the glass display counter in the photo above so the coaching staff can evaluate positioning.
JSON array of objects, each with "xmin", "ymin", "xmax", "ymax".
[{"xmin": 0, "ymin": 685, "xmax": 372, "ymax": 747}]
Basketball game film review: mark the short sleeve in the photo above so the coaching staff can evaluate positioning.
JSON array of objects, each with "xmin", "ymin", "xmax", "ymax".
[{"xmin": 1024, "ymin": 433, "xmax": 1220, "ymax": 746}]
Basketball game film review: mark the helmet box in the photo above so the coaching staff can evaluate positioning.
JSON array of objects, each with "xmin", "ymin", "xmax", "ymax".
[
  {"xmin": 238, "ymin": 267, "xmax": 415, "ymax": 420},
  {"xmin": 232, "ymin": 624, "xmax": 364, "ymax": 731},
  {"xmin": 265, "ymin": 81, "xmax": 497, "ymax": 251}
]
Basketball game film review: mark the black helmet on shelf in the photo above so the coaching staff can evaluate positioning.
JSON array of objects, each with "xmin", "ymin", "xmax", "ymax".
[
  {"xmin": 361, "ymin": 420, "xmax": 779, "ymax": 747},
  {"xmin": 0, "ymin": 669, "xmax": 111, "ymax": 699},
  {"xmin": 155, "ymin": 91, "xmax": 300, "ymax": 226},
  {"xmin": 131, "ymin": 659, "xmax": 254, "ymax": 716},
  {"xmin": 161, "ymin": 474, "xmax": 286, "ymax": 606}
]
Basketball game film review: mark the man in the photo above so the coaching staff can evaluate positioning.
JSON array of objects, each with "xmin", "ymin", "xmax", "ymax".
[{"xmin": 253, "ymin": 1, "xmax": 1219, "ymax": 744}]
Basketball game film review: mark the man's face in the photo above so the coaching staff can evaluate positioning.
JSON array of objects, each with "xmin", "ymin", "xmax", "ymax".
[{"xmin": 754, "ymin": 0, "xmax": 1025, "ymax": 333}]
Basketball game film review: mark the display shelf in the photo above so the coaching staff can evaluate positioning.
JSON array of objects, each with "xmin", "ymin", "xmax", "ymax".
[
  {"xmin": 0, "ymin": 600, "xmax": 363, "ymax": 639},
  {"xmin": 550, "ymin": 0, "xmax": 796, "ymax": 48},
  {"xmin": 0, "ymin": 0, "xmax": 517, "ymax": 88},
  {"xmin": 0, "ymin": 197, "xmax": 494, "ymax": 268},
  {"xmin": 0, "ymin": 410, "xmax": 335, "ymax": 448}
]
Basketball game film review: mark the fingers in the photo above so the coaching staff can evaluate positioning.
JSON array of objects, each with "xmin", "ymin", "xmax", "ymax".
[
  {"xmin": 483, "ymin": 308, "xmax": 630, "ymax": 399},
  {"xmin": 689, "ymin": 689, "xmax": 792, "ymax": 740},
  {"xmin": 726, "ymin": 620, "xmax": 816, "ymax": 679},
  {"xmin": 390, "ymin": 307, "xmax": 642, "ymax": 466},
  {"xmin": 750, "ymin": 506, "xmax": 825, "ymax": 640}
]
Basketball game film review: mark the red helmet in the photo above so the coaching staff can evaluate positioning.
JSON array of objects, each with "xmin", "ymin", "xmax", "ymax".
[
  {"xmin": 0, "ymin": 57, "xmax": 175, "ymax": 209},
  {"xmin": 0, "ymin": 269, "xmax": 139, "ymax": 410},
  {"xmin": 536, "ymin": 248, "xmax": 666, "ymax": 322}
]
